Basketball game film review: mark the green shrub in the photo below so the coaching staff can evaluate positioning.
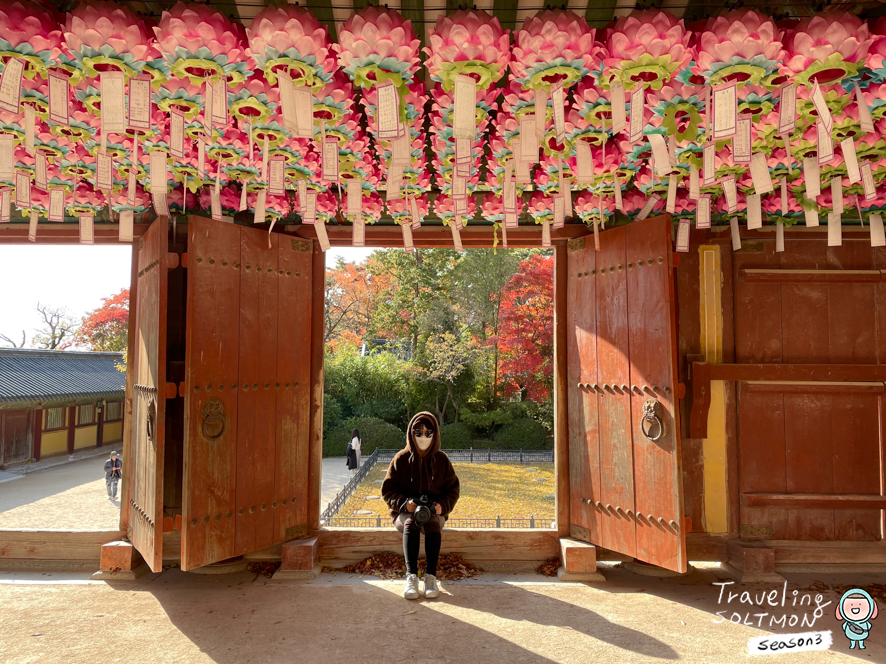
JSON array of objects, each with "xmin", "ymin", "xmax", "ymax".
[
  {"xmin": 494, "ymin": 418, "xmax": 550, "ymax": 450},
  {"xmin": 324, "ymin": 348, "xmax": 410, "ymax": 427},
  {"xmin": 440, "ymin": 422, "xmax": 473, "ymax": 449},
  {"xmin": 324, "ymin": 417, "xmax": 405, "ymax": 457},
  {"xmin": 323, "ymin": 394, "xmax": 342, "ymax": 433},
  {"xmin": 355, "ymin": 396, "xmax": 406, "ymax": 423}
]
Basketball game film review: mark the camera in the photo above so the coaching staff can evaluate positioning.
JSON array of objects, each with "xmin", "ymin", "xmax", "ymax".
[{"xmin": 412, "ymin": 494, "xmax": 435, "ymax": 526}]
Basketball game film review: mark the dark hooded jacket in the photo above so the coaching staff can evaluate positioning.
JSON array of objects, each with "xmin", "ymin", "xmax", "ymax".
[{"xmin": 381, "ymin": 412, "xmax": 460, "ymax": 520}]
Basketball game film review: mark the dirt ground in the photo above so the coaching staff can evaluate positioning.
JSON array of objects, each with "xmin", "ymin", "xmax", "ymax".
[
  {"xmin": 0, "ymin": 564, "xmax": 882, "ymax": 663},
  {"xmin": 0, "ymin": 457, "xmax": 119, "ymax": 530}
]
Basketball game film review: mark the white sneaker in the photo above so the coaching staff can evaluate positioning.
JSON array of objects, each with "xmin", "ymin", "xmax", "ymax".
[
  {"xmin": 423, "ymin": 574, "xmax": 440, "ymax": 599},
  {"xmin": 403, "ymin": 573, "xmax": 420, "ymax": 600}
]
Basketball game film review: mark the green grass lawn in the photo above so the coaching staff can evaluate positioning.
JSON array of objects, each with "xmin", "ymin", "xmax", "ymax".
[{"xmin": 338, "ymin": 461, "xmax": 556, "ymax": 521}]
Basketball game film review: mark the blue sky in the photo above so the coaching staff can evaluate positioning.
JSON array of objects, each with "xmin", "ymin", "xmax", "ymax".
[{"xmin": 0, "ymin": 244, "xmax": 373, "ymax": 348}]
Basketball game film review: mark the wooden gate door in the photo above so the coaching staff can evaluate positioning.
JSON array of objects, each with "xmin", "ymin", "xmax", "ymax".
[
  {"xmin": 181, "ymin": 218, "xmax": 313, "ymax": 570},
  {"xmin": 126, "ymin": 218, "xmax": 169, "ymax": 572},
  {"xmin": 566, "ymin": 215, "xmax": 687, "ymax": 572}
]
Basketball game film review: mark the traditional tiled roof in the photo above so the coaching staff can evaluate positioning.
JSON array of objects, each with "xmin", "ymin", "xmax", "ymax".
[{"xmin": 0, "ymin": 348, "xmax": 125, "ymax": 409}]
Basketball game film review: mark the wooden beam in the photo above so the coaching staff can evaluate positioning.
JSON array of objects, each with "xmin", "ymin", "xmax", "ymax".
[
  {"xmin": 690, "ymin": 362, "xmax": 886, "ymax": 438},
  {"xmin": 307, "ymin": 244, "xmax": 325, "ymax": 533},
  {"xmin": 553, "ymin": 243, "xmax": 570, "ymax": 539},
  {"xmin": 744, "ymin": 493, "xmax": 886, "ymax": 510},
  {"xmin": 0, "ymin": 223, "xmax": 149, "ymax": 244},
  {"xmin": 740, "ymin": 268, "xmax": 886, "ymax": 284},
  {"xmin": 0, "ymin": 529, "xmax": 125, "ymax": 562},
  {"xmin": 292, "ymin": 223, "xmax": 590, "ymax": 248}
]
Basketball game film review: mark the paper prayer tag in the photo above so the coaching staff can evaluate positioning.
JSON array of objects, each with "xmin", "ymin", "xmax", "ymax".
[
  {"xmin": 869, "ymin": 214, "xmax": 886, "ymax": 247},
  {"xmin": 861, "ymin": 161, "xmax": 876, "ymax": 200},
  {"xmin": 730, "ymin": 216, "xmax": 742, "ymax": 251},
  {"xmin": 0, "ymin": 188, "xmax": 9, "ymax": 222},
  {"xmin": 637, "ymin": 193, "xmax": 660, "ymax": 221},
  {"xmin": 676, "ymin": 219, "xmax": 691, "ymax": 252},
  {"xmin": 723, "ymin": 175, "xmax": 738, "ymax": 212},
  {"xmin": 804, "ymin": 156, "xmax": 821, "ymax": 197},
  {"xmin": 702, "ymin": 142, "xmax": 716, "ymax": 186},
  {"xmin": 811, "ymin": 82, "xmax": 833, "ymax": 132},
  {"xmin": 697, "ymin": 194, "xmax": 712, "ymax": 229},
  {"xmin": 28, "ymin": 210, "xmax": 37, "ymax": 241},
  {"xmin": 170, "ymin": 109, "xmax": 186, "ymax": 159},
  {"xmin": 128, "ymin": 74, "xmax": 152, "ymax": 131},
  {"xmin": 101, "ymin": 72, "xmax": 126, "ymax": 135},
  {"xmin": 0, "ymin": 135, "xmax": 13, "ymax": 182},
  {"xmin": 648, "ymin": 134, "xmax": 673, "ymax": 177},
  {"xmin": 712, "ymin": 80, "xmax": 738, "ymax": 139},
  {"xmin": 24, "ymin": 104, "xmax": 34, "ymax": 157},
  {"xmin": 15, "ymin": 171, "xmax": 29, "ymax": 209},
  {"xmin": 628, "ymin": 86, "xmax": 644, "ymax": 144},
  {"xmin": 827, "ymin": 210, "xmax": 842, "ymax": 246},
  {"xmin": 48, "ymin": 71, "xmax": 69, "ymax": 126},
  {"xmin": 520, "ymin": 115, "xmax": 539, "ymax": 163},
  {"xmin": 35, "ymin": 152, "xmax": 47, "ymax": 191},
  {"xmin": 750, "ymin": 153, "xmax": 773, "ymax": 194},
  {"xmin": 452, "ymin": 74, "xmax": 477, "ymax": 141},
  {"xmin": 817, "ymin": 120, "xmax": 834, "ymax": 165},
  {"xmin": 775, "ymin": 222, "xmax": 785, "ymax": 253},
  {"xmin": 611, "ymin": 82, "xmax": 626, "ymax": 134},
  {"xmin": 269, "ymin": 156, "xmax": 285, "ymax": 195},
  {"xmin": 376, "ymin": 81, "xmax": 401, "ymax": 140},
  {"xmin": 831, "ymin": 177, "xmax": 844, "ymax": 214},
  {"xmin": 79, "ymin": 214, "xmax": 94, "ymax": 244},
  {"xmin": 553, "ymin": 196, "xmax": 564, "ymax": 229},
  {"xmin": 804, "ymin": 206, "xmax": 820, "ymax": 227},
  {"xmin": 48, "ymin": 188, "xmax": 65, "ymax": 222},
  {"xmin": 747, "ymin": 193, "xmax": 762, "ymax": 229},
  {"xmin": 689, "ymin": 163, "xmax": 700, "ymax": 200},
  {"xmin": 97, "ymin": 152, "xmax": 114, "ymax": 191},
  {"xmin": 0, "ymin": 56, "xmax": 23, "ymax": 114},
  {"xmin": 666, "ymin": 173, "xmax": 677, "ymax": 213},
  {"xmin": 778, "ymin": 82, "xmax": 796, "ymax": 135},
  {"xmin": 733, "ymin": 117, "xmax": 751, "ymax": 164},
  {"xmin": 347, "ymin": 178, "xmax": 362, "ymax": 217},
  {"xmin": 552, "ymin": 84, "xmax": 565, "ymax": 143},
  {"xmin": 534, "ymin": 88, "xmax": 548, "ymax": 140},
  {"xmin": 576, "ymin": 141, "xmax": 593, "ymax": 183},
  {"xmin": 841, "ymin": 138, "xmax": 861, "ymax": 184}
]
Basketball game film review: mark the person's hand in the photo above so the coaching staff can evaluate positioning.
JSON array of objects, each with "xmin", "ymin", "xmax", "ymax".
[
  {"xmin": 406, "ymin": 500, "xmax": 416, "ymax": 513},
  {"xmin": 435, "ymin": 503, "xmax": 443, "ymax": 515}
]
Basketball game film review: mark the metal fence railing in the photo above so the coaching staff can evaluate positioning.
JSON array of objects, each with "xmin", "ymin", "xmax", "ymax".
[
  {"xmin": 320, "ymin": 448, "xmax": 378, "ymax": 523},
  {"xmin": 324, "ymin": 515, "xmax": 556, "ymax": 529},
  {"xmin": 375, "ymin": 448, "xmax": 554, "ymax": 464},
  {"xmin": 319, "ymin": 446, "xmax": 555, "ymax": 528}
]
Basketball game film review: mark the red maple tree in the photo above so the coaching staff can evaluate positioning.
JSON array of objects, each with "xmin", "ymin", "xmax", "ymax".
[
  {"xmin": 75, "ymin": 288, "xmax": 130, "ymax": 352},
  {"xmin": 492, "ymin": 254, "xmax": 554, "ymax": 401}
]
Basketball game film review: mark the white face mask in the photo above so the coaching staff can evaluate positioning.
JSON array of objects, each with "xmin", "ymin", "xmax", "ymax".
[{"xmin": 415, "ymin": 435, "xmax": 433, "ymax": 451}]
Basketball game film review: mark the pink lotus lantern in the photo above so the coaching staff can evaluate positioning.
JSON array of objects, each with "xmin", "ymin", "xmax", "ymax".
[
  {"xmin": 604, "ymin": 10, "xmax": 692, "ymax": 91},
  {"xmin": 0, "ymin": 0, "xmax": 63, "ymax": 80},
  {"xmin": 63, "ymin": 1, "xmax": 154, "ymax": 81},
  {"xmin": 424, "ymin": 10, "xmax": 510, "ymax": 93},
  {"xmin": 246, "ymin": 4, "xmax": 336, "ymax": 90},
  {"xmin": 693, "ymin": 11, "xmax": 786, "ymax": 88},
  {"xmin": 511, "ymin": 10, "xmax": 599, "ymax": 93},
  {"xmin": 153, "ymin": 2, "xmax": 251, "ymax": 86},
  {"xmin": 782, "ymin": 12, "xmax": 873, "ymax": 88}
]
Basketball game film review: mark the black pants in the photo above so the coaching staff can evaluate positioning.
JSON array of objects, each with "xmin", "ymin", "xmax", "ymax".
[{"xmin": 394, "ymin": 513, "xmax": 444, "ymax": 576}]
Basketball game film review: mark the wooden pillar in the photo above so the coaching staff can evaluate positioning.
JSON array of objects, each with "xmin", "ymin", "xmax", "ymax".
[
  {"xmin": 307, "ymin": 245, "xmax": 325, "ymax": 533},
  {"xmin": 66, "ymin": 405, "xmax": 76, "ymax": 454},
  {"xmin": 96, "ymin": 402, "xmax": 105, "ymax": 448},
  {"xmin": 120, "ymin": 242, "xmax": 139, "ymax": 533},
  {"xmin": 554, "ymin": 243, "xmax": 570, "ymax": 538},
  {"xmin": 32, "ymin": 409, "xmax": 42, "ymax": 462}
]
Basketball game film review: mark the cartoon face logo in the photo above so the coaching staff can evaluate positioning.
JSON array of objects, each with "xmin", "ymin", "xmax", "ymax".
[{"xmin": 836, "ymin": 588, "xmax": 878, "ymax": 650}]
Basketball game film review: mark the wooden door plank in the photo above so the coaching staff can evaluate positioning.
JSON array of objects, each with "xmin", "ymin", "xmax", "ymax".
[
  {"xmin": 734, "ymin": 241, "xmax": 783, "ymax": 363},
  {"xmin": 566, "ymin": 238, "xmax": 600, "ymax": 543},
  {"xmin": 827, "ymin": 242, "xmax": 877, "ymax": 363},
  {"xmin": 831, "ymin": 394, "xmax": 882, "ymax": 541},
  {"xmin": 783, "ymin": 394, "xmax": 834, "ymax": 540},
  {"xmin": 128, "ymin": 219, "xmax": 167, "ymax": 572},
  {"xmin": 738, "ymin": 384, "xmax": 788, "ymax": 539},
  {"xmin": 275, "ymin": 238, "xmax": 313, "ymax": 540},
  {"xmin": 235, "ymin": 230, "xmax": 260, "ymax": 555},
  {"xmin": 625, "ymin": 217, "xmax": 686, "ymax": 572},
  {"xmin": 254, "ymin": 233, "xmax": 279, "ymax": 550},
  {"xmin": 780, "ymin": 241, "xmax": 829, "ymax": 363},
  {"xmin": 594, "ymin": 226, "xmax": 636, "ymax": 558},
  {"xmin": 182, "ymin": 218, "xmax": 240, "ymax": 570}
]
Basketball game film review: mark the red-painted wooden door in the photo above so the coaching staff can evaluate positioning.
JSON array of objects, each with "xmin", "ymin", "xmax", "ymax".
[
  {"xmin": 181, "ymin": 218, "xmax": 313, "ymax": 570},
  {"xmin": 126, "ymin": 218, "xmax": 168, "ymax": 572},
  {"xmin": 567, "ymin": 215, "xmax": 687, "ymax": 572}
]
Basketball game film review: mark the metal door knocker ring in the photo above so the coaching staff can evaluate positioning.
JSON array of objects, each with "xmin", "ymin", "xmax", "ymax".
[
  {"xmin": 146, "ymin": 400, "xmax": 156, "ymax": 444},
  {"xmin": 641, "ymin": 398, "xmax": 664, "ymax": 441},
  {"xmin": 202, "ymin": 397, "xmax": 225, "ymax": 440}
]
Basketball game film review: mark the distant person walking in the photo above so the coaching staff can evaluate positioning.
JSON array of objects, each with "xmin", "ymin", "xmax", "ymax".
[
  {"xmin": 104, "ymin": 451, "xmax": 122, "ymax": 500},
  {"xmin": 346, "ymin": 428, "xmax": 361, "ymax": 475}
]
